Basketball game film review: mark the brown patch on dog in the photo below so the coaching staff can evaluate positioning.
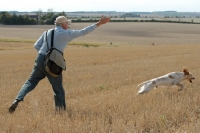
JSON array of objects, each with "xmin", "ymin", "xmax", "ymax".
[
  {"xmin": 183, "ymin": 68, "xmax": 189, "ymax": 75},
  {"xmin": 168, "ymin": 75, "xmax": 174, "ymax": 79},
  {"xmin": 152, "ymin": 81, "xmax": 156, "ymax": 84}
]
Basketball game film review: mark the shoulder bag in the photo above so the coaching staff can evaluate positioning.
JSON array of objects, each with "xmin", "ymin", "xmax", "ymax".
[{"xmin": 44, "ymin": 29, "xmax": 66, "ymax": 77}]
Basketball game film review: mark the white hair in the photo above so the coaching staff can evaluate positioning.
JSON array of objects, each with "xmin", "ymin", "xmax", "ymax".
[{"xmin": 55, "ymin": 23, "xmax": 62, "ymax": 26}]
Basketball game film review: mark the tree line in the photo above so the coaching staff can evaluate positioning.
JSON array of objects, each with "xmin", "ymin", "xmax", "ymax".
[
  {"xmin": 1, "ymin": 10, "xmax": 199, "ymax": 25},
  {"xmin": 36, "ymin": 9, "xmax": 67, "ymax": 25},
  {"xmin": 0, "ymin": 12, "xmax": 37, "ymax": 25},
  {"xmin": 0, "ymin": 9, "xmax": 67, "ymax": 25}
]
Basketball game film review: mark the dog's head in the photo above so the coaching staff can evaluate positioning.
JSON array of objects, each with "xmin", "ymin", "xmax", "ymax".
[{"xmin": 183, "ymin": 68, "xmax": 195, "ymax": 83}]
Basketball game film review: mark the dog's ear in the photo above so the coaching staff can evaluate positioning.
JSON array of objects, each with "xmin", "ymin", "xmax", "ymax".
[{"xmin": 183, "ymin": 68, "xmax": 189, "ymax": 75}]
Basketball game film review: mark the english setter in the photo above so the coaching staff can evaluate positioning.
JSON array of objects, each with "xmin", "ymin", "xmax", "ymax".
[{"xmin": 137, "ymin": 68, "xmax": 195, "ymax": 95}]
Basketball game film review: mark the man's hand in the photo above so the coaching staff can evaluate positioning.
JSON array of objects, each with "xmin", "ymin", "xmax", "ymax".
[{"xmin": 96, "ymin": 15, "xmax": 110, "ymax": 27}]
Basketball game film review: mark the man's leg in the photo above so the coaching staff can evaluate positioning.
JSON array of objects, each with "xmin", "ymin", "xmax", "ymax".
[
  {"xmin": 15, "ymin": 67, "xmax": 46, "ymax": 101},
  {"xmin": 47, "ymin": 73, "xmax": 66, "ymax": 110},
  {"xmin": 9, "ymin": 54, "xmax": 46, "ymax": 113}
]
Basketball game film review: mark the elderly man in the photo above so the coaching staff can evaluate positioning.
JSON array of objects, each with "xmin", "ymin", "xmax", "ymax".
[{"xmin": 9, "ymin": 15, "xmax": 110, "ymax": 113}]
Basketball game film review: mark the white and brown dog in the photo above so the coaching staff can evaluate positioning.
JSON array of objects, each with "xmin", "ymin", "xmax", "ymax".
[{"xmin": 137, "ymin": 68, "xmax": 195, "ymax": 95}]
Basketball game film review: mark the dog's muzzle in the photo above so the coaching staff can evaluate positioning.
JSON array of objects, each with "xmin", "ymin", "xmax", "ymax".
[{"xmin": 190, "ymin": 77, "xmax": 195, "ymax": 83}]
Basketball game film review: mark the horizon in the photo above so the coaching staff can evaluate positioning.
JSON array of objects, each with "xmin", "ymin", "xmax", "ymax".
[
  {"xmin": 1, "ymin": 11, "xmax": 200, "ymax": 13},
  {"xmin": 1, "ymin": 0, "xmax": 200, "ymax": 12}
]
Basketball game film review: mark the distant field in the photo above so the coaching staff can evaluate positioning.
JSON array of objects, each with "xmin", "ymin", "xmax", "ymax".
[
  {"xmin": 0, "ymin": 22, "xmax": 200, "ymax": 45},
  {"xmin": 162, "ymin": 18, "xmax": 200, "ymax": 23},
  {"xmin": 1, "ymin": 44, "xmax": 200, "ymax": 132},
  {"xmin": 110, "ymin": 17, "xmax": 200, "ymax": 23}
]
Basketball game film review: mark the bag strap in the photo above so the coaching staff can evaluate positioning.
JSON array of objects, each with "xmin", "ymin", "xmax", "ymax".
[
  {"xmin": 51, "ymin": 29, "xmax": 54, "ymax": 48},
  {"xmin": 45, "ymin": 29, "xmax": 63, "ymax": 55},
  {"xmin": 45, "ymin": 30, "xmax": 49, "ymax": 50},
  {"xmin": 46, "ymin": 29, "xmax": 55, "ymax": 51}
]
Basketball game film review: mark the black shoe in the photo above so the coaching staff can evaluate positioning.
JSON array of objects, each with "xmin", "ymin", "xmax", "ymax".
[{"xmin": 9, "ymin": 100, "xmax": 19, "ymax": 113}]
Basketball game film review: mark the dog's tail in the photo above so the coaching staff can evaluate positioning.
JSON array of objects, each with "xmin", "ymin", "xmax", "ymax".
[
  {"xmin": 136, "ymin": 80, "xmax": 151, "ymax": 89},
  {"xmin": 138, "ymin": 82, "xmax": 155, "ymax": 94}
]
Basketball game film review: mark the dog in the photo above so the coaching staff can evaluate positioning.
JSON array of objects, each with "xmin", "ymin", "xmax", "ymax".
[{"xmin": 137, "ymin": 68, "xmax": 195, "ymax": 95}]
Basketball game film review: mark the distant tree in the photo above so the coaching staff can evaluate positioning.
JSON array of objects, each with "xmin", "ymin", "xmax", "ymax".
[
  {"xmin": 43, "ymin": 9, "xmax": 68, "ymax": 25},
  {"xmin": 58, "ymin": 11, "xmax": 66, "ymax": 16},
  {"xmin": 43, "ymin": 11, "xmax": 67, "ymax": 25},
  {"xmin": 12, "ymin": 13, "xmax": 19, "ymax": 24},
  {"xmin": 18, "ymin": 15, "xmax": 24, "ymax": 24},
  {"xmin": 46, "ymin": 8, "xmax": 54, "ymax": 18},
  {"xmin": 6, "ymin": 18, "xmax": 13, "ymax": 24},
  {"xmin": 2, "ymin": 12, "xmax": 12, "ymax": 24},
  {"xmin": 24, "ymin": 15, "xmax": 32, "ymax": 24},
  {"xmin": 41, "ymin": 8, "xmax": 55, "ymax": 23},
  {"xmin": 36, "ymin": 9, "xmax": 43, "ymax": 23},
  {"xmin": 50, "ymin": 15, "xmax": 57, "ymax": 23}
]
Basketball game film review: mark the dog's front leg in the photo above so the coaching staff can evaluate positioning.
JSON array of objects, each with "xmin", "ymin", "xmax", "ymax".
[{"xmin": 177, "ymin": 83, "xmax": 184, "ymax": 91}]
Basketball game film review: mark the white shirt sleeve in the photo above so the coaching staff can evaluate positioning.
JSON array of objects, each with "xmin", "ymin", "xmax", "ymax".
[
  {"xmin": 68, "ymin": 24, "xmax": 97, "ymax": 39},
  {"xmin": 34, "ymin": 32, "xmax": 45, "ymax": 51}
]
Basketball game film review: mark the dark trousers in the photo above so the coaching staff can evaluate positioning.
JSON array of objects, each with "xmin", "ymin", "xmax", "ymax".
[{"xmin": 16, "ymin": 53, "xmax": 66, "ymax": 110}]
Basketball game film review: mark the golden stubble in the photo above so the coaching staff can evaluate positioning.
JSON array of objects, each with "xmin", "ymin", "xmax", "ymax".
[{"xmin": 1, "ymin": 44, "xmax": 200, "ymax": 132}]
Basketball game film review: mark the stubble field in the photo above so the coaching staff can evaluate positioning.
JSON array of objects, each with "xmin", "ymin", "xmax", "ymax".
[
  {"xmin": 0, "ymin": 22, "xmax": 200, "ymax": 132},
  {"xmin": 0, "ymin": 22, "xmax": 200, "ymax": 45}
]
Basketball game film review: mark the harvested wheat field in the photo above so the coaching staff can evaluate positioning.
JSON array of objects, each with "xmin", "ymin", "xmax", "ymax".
[
  {"xmin": 0, "ymin": 22, "xmax": 200, "ymax": 45},
  {"xmin": 0, "ymin": 23, "xmax": 200, "ymax": 132}
]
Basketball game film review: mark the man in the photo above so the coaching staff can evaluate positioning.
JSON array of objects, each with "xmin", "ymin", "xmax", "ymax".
[{"xmin": 8, "ymin": 15, "xmax": 110, "ymax": 113}]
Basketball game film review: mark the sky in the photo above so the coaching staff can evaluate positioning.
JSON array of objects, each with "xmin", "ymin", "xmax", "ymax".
[{"xmin": 1, "ymin": 0, "xmax": 200, "ymax": 12}]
